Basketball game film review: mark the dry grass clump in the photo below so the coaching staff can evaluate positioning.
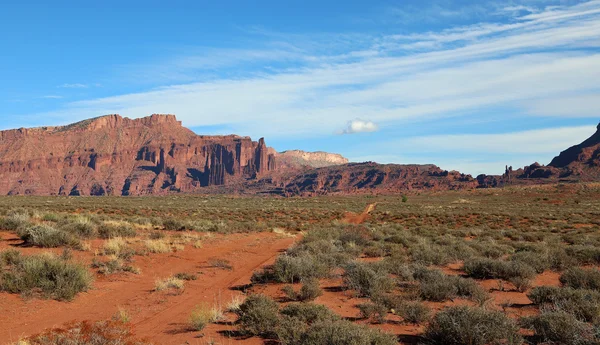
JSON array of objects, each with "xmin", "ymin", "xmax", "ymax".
[
  {"xmin": 15, "ymin": 320, "xmax": 151, "ymax": 344},
  {"xmin": 103, "ymin": 237, "xmax": 129, "ymax": 255},
  {"xmin": 91, "ymin": 255, "xmax": 140, "ymax": 275},
  {"xmin": 98, "ymin": 221, "xmax": 136, "ymax": 239},
  {"xmin": 154, "ymin": 277, "xmax": 185, "ymax": 292},
  {"xmin": 144, "ymin": 239, "xmax": 172, "ymax": 254},
  {"xmin": 227, "ymin": 294, "xmax": 245, "ymax": 312},
  {"xmin": 208, "ymin": 257, "xmax": 233, "ymax": 270},
  {"xmin": 189, "ymin": 303, "xmax": 225, "ymax": 331}
]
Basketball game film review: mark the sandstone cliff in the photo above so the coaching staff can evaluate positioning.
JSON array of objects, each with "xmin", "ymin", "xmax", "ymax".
[
  {"xmin": 281, "ymin": 163, "xmax": 478, "ymax": 196},
  {"xmin": 0, "ymin": 114, "xmax": 276, "ymax": 195}
]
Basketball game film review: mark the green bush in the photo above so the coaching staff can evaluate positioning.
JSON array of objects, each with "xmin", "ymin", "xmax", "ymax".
[
  {"xmin": 18, "ymin": 224, "xmax": 79, "ymax": 248},
  {"xmin": 60, "ymin": 219, "xmax": 97, "ymax": 239},
  {"xmin": 418, "ymin": 272, "xmax": 457, "ymax": 302},
  {"xmin": 236, "ymin": 294, "xmax": 280, "ymax": 337},
  {"xmin": 0, "ymin": 212, "xmax": 31, "ymax": 231},
  {"xmin": 521, "ymin": 311, "xmax": 598, "ymax": 345},
  {"xmin": 299, "ymin": 320, "xmax": 397, "ymax": 345},
  {"xmin": 280, "ymin": 303, "xmax": 339, "ymax": 324},
  {"xmin": 163, "ymin": 218, "xmax": 186, "ymax": 231},
  {"xmin": 425, "ymin": 306, "xmax": 522, "ymax": 345},
  {"xmin": 510, "ymin": 251, "xmax": 549, "ymax": 274},
  {"xmin": 98, "ymin": 222, "xmax": 136, "ymax": 239},
  {"xmin": 298, "ymin": 278, "xmax": 323, "ymax": 302},
  {"xmin": 463, "ymin": 257, "xmax": 536, "ymax": 281},
  {"xmin": 357, "ymin": 302, "xmax": 388, "ymax": 324},
  {"xmin": 565, "ymin": 246, "xmax": 600, "ymax": 265},
  {"xmin": 395, "ymin": 301, "xmax": 431, "ymax": 324},
  {"xmin": 0, "ymin": 250, "xmax": 93, "ymax": 300},
  {"xmin": 560, "ymin": 267, "xmax": 600, "ymax": 291},
  {"xmin": 527, "ymin": 286, "xmax": 600, "ymax": 323},
  {"xmin": 269, "ymin": 253, "xmax": 333, "ymax": 283},
  {"xmin": 342, "ymin": 262, "xmax": 394, "ymax": 298}
]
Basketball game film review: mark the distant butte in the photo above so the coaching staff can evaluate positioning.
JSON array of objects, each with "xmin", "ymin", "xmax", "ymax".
[{"xmin": 0, "ymin": 115, "xmax": 599, "ymax": 196}]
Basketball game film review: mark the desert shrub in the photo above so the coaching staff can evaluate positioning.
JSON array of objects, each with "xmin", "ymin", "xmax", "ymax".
[
  {"xmin": 509, "ymin": 276, "xmax": 532, "ymax": 293},
  {"xmin": 521, "ymin": 311, "xmax": 598, "ymax": 345},
  {"xmin": 18, "ymin": 224, "xmax": 79, "ymax": 248},
  {"xmin": 236, "ymin": 294, "xmax": 280, "ymax": 337},
  {"xmin": 282, "ymin": 285, "xmax": 299, "ymax": 301},
  {"xmin": 342, "ymin": 262, "xmax": 394, "ymax": 298},
  {"xmin": 560, "ymin": 267, "xmax": 600, "ymax": 291},
  {"xmin": 20, "ymin": 320, "xmax": 151, "ymax": 344},
  {"xmin": 510, "ymin": 251, "xmax": 550, "ymax": 274},
  {"xmin": 395, "ymin": 301, "xmax": 431, "ymax": 324},
  {"xmin": 418, "ymin": 271, "xmax": 458, "ymax": 302},
  {"xmin": 0, "ymin": 211, "xmax": 31, "ymax": 231},
  {"xmin": 410, "ymin": 242, "xmax": 450, "ymax": 266},
  {"xmin": 268, "ymin": 253, "xmax": 333, "ymax": 283},
  {"xmin": 98, "ymin": 222, "xmax": 136, "ymax": 239},
  {"xmin": 425, "ymin": 306, "xmax": 522, "ymax": 345},
  {"xmin": 527, "ymin": 286, "xmax": 600, "ymax": 323},
  {"xmin": 298, "ymin": 278, "xmax": 323, "ymax": 301},
  {"xmin": 453, "ymin": 277, "xmax": 486, "ymax": 298},
  {"xmin": 298, "ymin": 320, "xmax": 397, "ymax": 345},
  {"xmin": 357, "ymin": 302, "xmax": 388, "ymax": 324},
  {"xmin": 565, "ymin": 246, "xmax": 600, "ymax": 265},
  {"xmin": 0, "ymin": 251, "xmax": 92, "ymax": 300},
  {"xmin": 548, "ymin": 247, "xmax": 575, "ymax": 271},
  {"xmin": 277, "ymin": 315, "xmax": 308, "ymax": 345},
  {"xmin": 463, "ymin": 257, "xmax": 536, "ymax": 281},
  {"xmin": 281, "ymin": 303, "xmax": 340, "ymax": 324},
  {"xmin": 41, "ymin": 213, "xmax": 61, "ymax": 222},
  {"xmin": 60, "ymin": 218, "xmax": 97, "ymax": 239},
  {"xmin": 163, "ymin": 218, "xmax": 186, "ymax": 231}
]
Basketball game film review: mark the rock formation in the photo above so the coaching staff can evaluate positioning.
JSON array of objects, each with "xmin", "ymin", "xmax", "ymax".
[
  {"xmin": 1, "ymin": 115, "xmax": 598, "ymax": 196},
  {"xmin": 0, "ymin": 114, "xmax": 277, "ymax": 195},
  {"xmin": 280, "ymin": 163, "xmax": 478, "ymax": 196}
]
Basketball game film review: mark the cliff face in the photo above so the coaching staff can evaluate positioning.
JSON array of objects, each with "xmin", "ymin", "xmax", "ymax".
[
  {"xmin": 0, "ymin": 114, "xmax": 276, "ymax": 195},
  {"xmin": 548, "ymin": 123, "xmax": 600, "ymax": 178},
  {"xmin": 276, "ymin": 150, "xmax": 349, "ymax": 169},
  {"xmin": 281, "ymin": 163, "xmax": 478, "ymax": 196}
]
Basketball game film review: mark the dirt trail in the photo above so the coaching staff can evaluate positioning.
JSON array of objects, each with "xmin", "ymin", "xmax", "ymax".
[
  {"xmin": 0, "ymin": 232, "xmax": 296, "ymax": 344},
  {"xmin": 342, "ymin": 203, "xmax": 378, "ymax": 224}
]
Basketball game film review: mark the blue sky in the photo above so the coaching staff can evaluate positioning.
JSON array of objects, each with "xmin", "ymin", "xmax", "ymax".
[{"xmin": 1, "ymin": 0, "xmax": 599, "ymax": 175}]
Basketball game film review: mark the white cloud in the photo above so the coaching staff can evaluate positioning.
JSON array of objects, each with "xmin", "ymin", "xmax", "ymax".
[
  {"xmin": 339, "ymin": 119, "xmax": 379, "ymax": 134},
  {"xmin": 59, "ymin": 83, "xmax": 89, "ymax": 89},
  {"xmin": 41, "ymin": 95, "xmax": 63, "ymax": 99},
  {"xmin": 400, "ymin": 126, "xmax": 597, "ymax": 155}
]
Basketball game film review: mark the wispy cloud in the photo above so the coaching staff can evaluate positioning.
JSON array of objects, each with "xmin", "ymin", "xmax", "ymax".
[
  {"xmin": 399, "ymin": 125, "xmax": 597, "ymax": 155},
  {"xmin": 59, "ymin": 83, "xmax": 89, "ymax": 89},
  {"xmin": 41, "ymin": 95, "xmax": 63, "ymax": 99},
  {"xmin": 339, "ymin": 119, "xmax": 379, "ymax": 134},
  {"xmin": 19, "ymin": 0, "xmax": 600, "ymax": 159}
]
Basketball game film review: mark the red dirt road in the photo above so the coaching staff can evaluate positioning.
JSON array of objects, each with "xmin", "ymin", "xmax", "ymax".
[{"xmin": 0, "ymin": 232, "xmax": 296, "ymax": 344}]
